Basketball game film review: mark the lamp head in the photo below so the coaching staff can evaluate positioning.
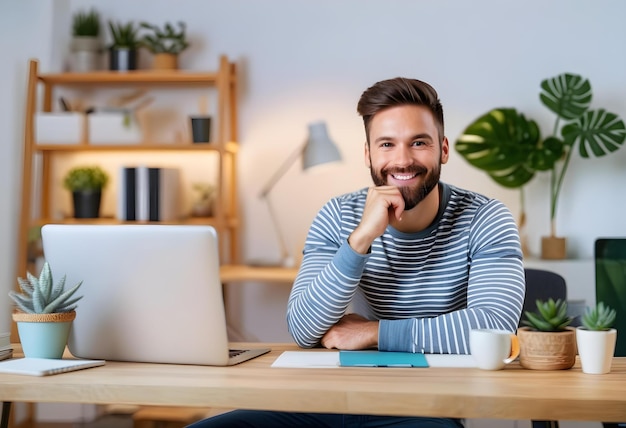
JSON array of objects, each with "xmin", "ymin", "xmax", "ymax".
[{"xmin": 302, "ymin": 121, "xmax": 342, "ymax": 170}]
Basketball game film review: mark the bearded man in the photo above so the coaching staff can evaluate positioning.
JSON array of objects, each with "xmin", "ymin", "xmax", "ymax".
[{"xmin": 190, "ymin": 77, "xmax": 524, "ymax": 428}]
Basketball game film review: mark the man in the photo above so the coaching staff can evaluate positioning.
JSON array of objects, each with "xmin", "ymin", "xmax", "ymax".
[{"xmin": 189, "ymin": 77, "xmax": 525, "ymax": 428}]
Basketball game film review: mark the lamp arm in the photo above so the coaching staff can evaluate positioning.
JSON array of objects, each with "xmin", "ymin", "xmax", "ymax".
[
  {"xmin": 259, "ymin": 140, "xmax": 306, "ymax": 198},
  {"xmin": 263, "ymin": 194, "xmax": 293, "ymax": 266}
]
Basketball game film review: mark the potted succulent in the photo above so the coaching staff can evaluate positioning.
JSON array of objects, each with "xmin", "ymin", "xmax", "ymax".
[
  {"xmin": 139, "ymin": 21, "xmax": 189, "ymax": 70},
  {"xmin": 9, "ymin": 262, "xmax": 83, "ymax": 358},
  {"xmin": 107, "ymin": 20, "xmax": 140, "ymax": 71},
  {"xmin": 456, "ymin": 73, "xmax": 626, "ymax": 260},
  {"xmin": 576, "ymin": 302, "xmax": 617, "ymax": 374},
  {"xmin": 517, "ymin": 298, "xmax": 577, "ymax": 370},
  {"xmin": 63, "ymin": 166, "xmax": 109, "ymax": 219},
  {"xmin": 70, "ymin": 9, "xmax": 102, "ymax": 72}
]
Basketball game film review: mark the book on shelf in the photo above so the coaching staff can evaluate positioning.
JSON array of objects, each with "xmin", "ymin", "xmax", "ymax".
[{"xmin": 117, "ymin": 166, "xmax": 180, "ymax": 222}]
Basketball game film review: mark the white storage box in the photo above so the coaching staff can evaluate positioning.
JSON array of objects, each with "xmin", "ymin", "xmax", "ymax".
[
  {"xmin": 35, "ymin": 113, "xmax": 83, "ymax": 145},
  {"xmin": 88, "ymin": 112, "xmax": 142, "ymax": 144}
]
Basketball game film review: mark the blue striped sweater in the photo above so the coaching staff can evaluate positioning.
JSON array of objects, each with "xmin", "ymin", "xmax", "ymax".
[{"xmin": 287, "ymin": 182, "xmax": 525, "ymax": 354}]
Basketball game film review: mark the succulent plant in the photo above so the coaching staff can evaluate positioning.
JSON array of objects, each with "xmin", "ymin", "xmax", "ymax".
[
  {"xmin": 522, "ymin": 298, "xmax": 572, "ymax": 332},
  {"xmin": 139, "ymin": 21, "xmax": 189, "ymax": 54},
  {"xmin": 581, "ymin": 302, "xmax": 616, "ymax": 331},
  {"xmin": 108, "ymin": 20, "xmax": 140, "ymax": 49},
  {"xmin": 9, "ymin": 262, "xmax": 83, "ymax": 314}
]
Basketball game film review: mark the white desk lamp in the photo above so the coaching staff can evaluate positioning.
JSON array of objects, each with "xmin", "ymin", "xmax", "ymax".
[{"xmin": 259, "ymin": 121, "xmax": 342, "ymax": 267}]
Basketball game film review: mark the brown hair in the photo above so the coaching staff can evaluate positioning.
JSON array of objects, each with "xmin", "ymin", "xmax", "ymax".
[{"xmin": 357, "ymin": 77, "xmax": 444, "ymax": 144}]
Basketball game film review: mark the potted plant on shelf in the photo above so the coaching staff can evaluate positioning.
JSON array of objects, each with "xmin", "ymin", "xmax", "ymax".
[
  {"xmin": 9, "ymin": 262, "xmax": 83, "ymax": 358},
  {"xmin": 139, "ymin": 21, "xmax": 189, "ymax": 70},
  {"xmin": 107, "ymin": 20, "xmax": 140, "ymax": 71},
  {"xmin": 576, "ymin": 302, "xmax": 617, "ymax": 374},
  {"xmin": 456, "ymin": 73, "xmax": 626, "ymax": 260},
  {"xmin": 70, "ymin": 9, "xmax": 102, "ymax": 72},
  {"xmin": 191, "ymin": 182, "xmax": 216, "ymax": 217},
  {"xmin": 517, "ymin": 298, "xmax": 577, "ymax": 370},
  {"xmin": 63, "ymin": 166, "xmax": 109, "ymax": 219}
]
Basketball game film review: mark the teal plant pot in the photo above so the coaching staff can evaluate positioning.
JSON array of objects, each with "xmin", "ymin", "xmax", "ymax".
[{"xmin": 13, "ymin": 311, "xmax": 76, "ymax": 359}]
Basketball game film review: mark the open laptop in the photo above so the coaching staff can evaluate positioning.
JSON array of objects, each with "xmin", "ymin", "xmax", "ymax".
[{"xmin": 41, "ymin": 224, "xmax": 270, "ymax": 366}]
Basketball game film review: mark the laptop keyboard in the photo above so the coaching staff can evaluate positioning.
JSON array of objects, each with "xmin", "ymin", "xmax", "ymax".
[{"xmin": 229, "ymin": 349, "xmax": 246, "ymax": 358}]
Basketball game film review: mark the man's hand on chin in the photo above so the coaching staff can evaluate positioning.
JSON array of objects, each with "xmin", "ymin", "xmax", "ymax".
[{"xmin": 321, "ymin": 313, "xmax": 379, "ymax": 350}]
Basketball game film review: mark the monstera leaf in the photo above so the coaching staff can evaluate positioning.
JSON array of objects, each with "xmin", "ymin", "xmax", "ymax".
[
  {"xmin": 561, "ymin": 108, "xmax": 626, "ymax": 158},
  {"xmin": 540, "ymin": 73, "xmax": 592, "ymax": 120},
  {"xmin": 456, "ymin": 108, "xmax": 559, "ymax": 188}
]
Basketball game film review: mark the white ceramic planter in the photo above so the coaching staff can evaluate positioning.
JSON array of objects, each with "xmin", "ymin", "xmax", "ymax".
[{"xmin": 576, "ymin": 327, "xmax": 617, "ymax": 374}]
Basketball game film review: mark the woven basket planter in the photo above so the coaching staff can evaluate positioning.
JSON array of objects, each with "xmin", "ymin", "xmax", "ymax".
[{"xmin": 517, "ymin": 326, "xmax": 577, "ymax": 370}]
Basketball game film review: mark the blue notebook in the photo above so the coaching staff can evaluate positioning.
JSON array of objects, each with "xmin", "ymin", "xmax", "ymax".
[{"xmin": 339, "ymin": 350, "xmax": 428, "ymax": 367}]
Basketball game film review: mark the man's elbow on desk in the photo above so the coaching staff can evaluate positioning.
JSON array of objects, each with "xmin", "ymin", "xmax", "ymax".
[{"xmin": 320, "ymin": 314, "xmax": 379, "ymax": 350}]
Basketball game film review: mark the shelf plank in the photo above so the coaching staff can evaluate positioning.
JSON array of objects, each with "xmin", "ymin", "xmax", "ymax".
[
  {"xmin": 34, "ymin": 141, "xmax": 237, "ymax": 153},
  {"xmin": 35, "ymin": 143, "xmax": 220, "ymax": 152},
  {"xmin": 220, "ymin": 264, "xmax": 299, "ymax": 284},
  {"xmin": 38, "ymin": 70, "xmax": 220, "ymax": 86},
  {"xmin": 30, "ymin": 217, "xmax": 239, "ymax": 229}
]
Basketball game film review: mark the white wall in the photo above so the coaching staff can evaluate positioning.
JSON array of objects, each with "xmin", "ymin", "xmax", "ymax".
[
  {"xmin": 0, "ymin": 0, "xmax": 71, "ymax": 337},
  {"xmin": 1, "ymin": 0, "xmax": 625, "ymax": 344}
]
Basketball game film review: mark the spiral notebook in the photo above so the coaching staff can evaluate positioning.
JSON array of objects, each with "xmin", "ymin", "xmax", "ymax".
[{"xmin": 0, "ymin": 358, "xmax": 105, "ymax": 376}]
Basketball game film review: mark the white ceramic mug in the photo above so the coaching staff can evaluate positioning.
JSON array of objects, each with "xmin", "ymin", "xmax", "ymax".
[{"xmin": 470, "ymin": 329, "xmax": 520, "ymax": 370}]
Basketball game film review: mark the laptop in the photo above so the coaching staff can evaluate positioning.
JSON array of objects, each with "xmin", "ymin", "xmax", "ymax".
[
  {"xmin": 595, "ymin": 238, "xmax": 626, "ymax": 357},
  {"xmin": 41, "ymin": 224, "xmax": 270, "ymax": 366}
]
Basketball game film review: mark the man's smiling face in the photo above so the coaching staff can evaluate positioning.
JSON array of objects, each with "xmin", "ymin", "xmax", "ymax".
[{"xmin": 365, "ymin": 104, "xmax": 449, "ymax": 210}]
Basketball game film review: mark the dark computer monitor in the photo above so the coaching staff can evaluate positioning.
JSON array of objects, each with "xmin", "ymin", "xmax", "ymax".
[{"xmin": 595, "ymin": 238, "xmax": 626, "ymax": 357}]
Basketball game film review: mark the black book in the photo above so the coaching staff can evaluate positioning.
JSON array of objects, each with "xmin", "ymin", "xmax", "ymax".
[{"xmin": 124, "ymin": 167, "xmax": 136, "ymax": 221}]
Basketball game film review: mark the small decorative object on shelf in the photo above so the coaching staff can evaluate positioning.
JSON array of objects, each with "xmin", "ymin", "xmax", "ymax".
[
  {"xmin": 517, "ymin": 298, "xmax": 576, "ymax": 370},
  {"xmin": 107, "ymin": 20, "xmax": 140, "ymax": 71},
  {"xmin": 70, "ymin": 9, "xmax": 101, "ymax": 72},
  {"xmin": 191, "ymin": 182, "xmax": 215, "ymax": 217},
  {"xmin": 576, "ymin": 302, "xmax": 617, "ymax": 374},
  {"xmin": 63, "ymin": 166, "xmax": 109, "ymax": 219},
  {"xmin": 191, "ymin": 95, "xmax": 211, "ymax": 143},
  {"xmin": 139, "ymin": 21, "xmax": 190, "ymax": 70},
  {"xmin": 9, "ymin": 262, "xmax": 83, "ymax": 358},
  {"xmin": 456, "ymin": 73, "xmax": 626, "ymax": 260}
]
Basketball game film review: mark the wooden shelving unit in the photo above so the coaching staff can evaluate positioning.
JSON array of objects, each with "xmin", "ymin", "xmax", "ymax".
[{"xmin": 16, "ymin": 55, "xmax": 240, "ymax": 283}]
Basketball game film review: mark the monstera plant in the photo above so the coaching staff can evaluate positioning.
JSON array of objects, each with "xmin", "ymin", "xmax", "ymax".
[{"xmin": 456, "ymin": 73, "xmax": 626, "ymax": 259}]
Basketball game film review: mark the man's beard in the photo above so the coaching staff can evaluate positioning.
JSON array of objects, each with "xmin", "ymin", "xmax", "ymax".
[{"xmin": 370, "ymin": 162, "xmax": 441, "ymax": 211}]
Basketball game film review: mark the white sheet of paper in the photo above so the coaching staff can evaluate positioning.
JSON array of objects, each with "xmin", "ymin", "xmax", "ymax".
[
  {"xmin": 271, "ymin": 351, "xmax": 476, "ymax": 368},
  {"xmin": 271, "ymin": 351, "xmax": 340, "ymax": 368}
]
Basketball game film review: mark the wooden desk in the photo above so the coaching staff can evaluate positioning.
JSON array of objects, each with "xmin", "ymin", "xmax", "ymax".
[{"xmin": 2, "ymin": 344, "xmax": 626, "ymax": 425}]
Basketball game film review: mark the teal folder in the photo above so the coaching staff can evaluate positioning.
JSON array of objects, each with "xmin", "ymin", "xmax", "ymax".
[{"xmin": 339, "ymin": 350, "xmax": 428, "ymax": 367}]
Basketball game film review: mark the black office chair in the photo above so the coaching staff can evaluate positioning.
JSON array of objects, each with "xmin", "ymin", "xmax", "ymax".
[
  {"xmin": 595, "ymin": 238, "xmax": 626, "ymax": 428},
  {"xmin": 523, "ymin": 268, "xmax": 567, "ymax": 428},
  {"xmin": 521, "ymin": 268, "xmax": 567, "ymax": 327}
]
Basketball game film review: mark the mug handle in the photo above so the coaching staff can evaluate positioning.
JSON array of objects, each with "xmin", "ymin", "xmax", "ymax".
[{"xmin": 504, "ymin": 334, "xmax": 520, "ymax": 363}]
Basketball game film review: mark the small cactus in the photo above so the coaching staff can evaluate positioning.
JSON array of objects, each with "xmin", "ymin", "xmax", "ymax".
[
  {"xmin": 581, "ymin": 302, "xmax": 616, "ymax": 331},
  {"xmin": 522, "ymin": 298, "xmax": 572, "ymax": 332},
  {"xmin": 9, "ymin": 262, "xmax": 83, "ymax": 314}
]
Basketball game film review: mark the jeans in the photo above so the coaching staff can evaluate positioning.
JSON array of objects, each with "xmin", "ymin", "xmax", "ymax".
[{"xmin": 186, "ymin": 410, "xmax": 464, "ymax": 428}]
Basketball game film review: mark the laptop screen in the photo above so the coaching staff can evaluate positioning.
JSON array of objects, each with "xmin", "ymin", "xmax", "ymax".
[{"xmin": 41, "ymin": 224, "xmax": 232, "ymax": 365}]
